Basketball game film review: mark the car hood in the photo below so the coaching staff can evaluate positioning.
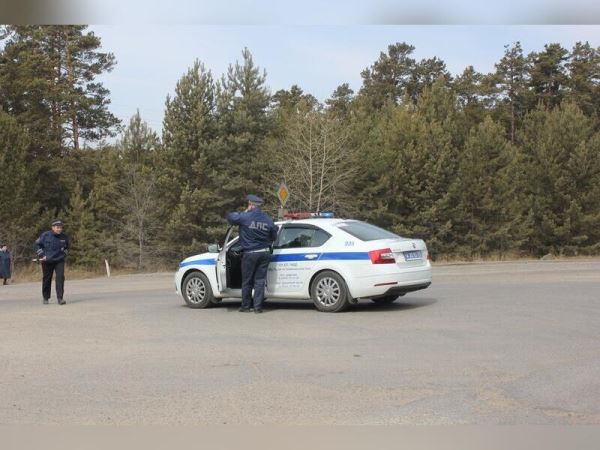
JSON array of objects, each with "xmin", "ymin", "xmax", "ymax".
[{"xmin": 179, "ymin": 252, "xmax": 218, "ymax": 267}]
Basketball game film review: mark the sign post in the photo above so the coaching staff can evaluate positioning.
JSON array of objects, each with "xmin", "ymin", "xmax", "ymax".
[{"xmin": 277, "ymin": 182, "xmax": 289, "ymax": 220}]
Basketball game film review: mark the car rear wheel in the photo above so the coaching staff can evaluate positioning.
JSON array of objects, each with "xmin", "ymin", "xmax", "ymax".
[
  {"xmin": 310, "ymin": 271, "xmax": 350, "ymax": 312},
  {"xmin": 182, "ymin": 271, "xmax": 214, "ymax": 308}
]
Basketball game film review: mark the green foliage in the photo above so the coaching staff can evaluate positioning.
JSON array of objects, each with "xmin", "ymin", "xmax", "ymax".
[
  {"xmin": 519, "ymin": 102, "xmax": 600, "ymax": 255},
  {"xmin": 565, "ymin": 42, "xmax": 600, "ymax": 117},
  {"xmin": 359, "ymin": 42, "xmax": 449, "ymax": 109},
  {"xmin": 0, "ymin": 110, "xmax": 42, "ymax": 261},
  {"xmin": 529, "ymin": 43, "xmax": 569, "ymax": 109},
  {"xmin": 64, "ymin": 182, "xmax": 100, "ymax": 267},
  {"xmin": 447, "ymin": 117, "xmax": 524, "ymax": 257}
]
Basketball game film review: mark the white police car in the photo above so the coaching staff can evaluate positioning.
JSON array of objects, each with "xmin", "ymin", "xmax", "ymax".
[{"xmin": 175, "ymin": 214, "xmax": 432, "ymax": 312}]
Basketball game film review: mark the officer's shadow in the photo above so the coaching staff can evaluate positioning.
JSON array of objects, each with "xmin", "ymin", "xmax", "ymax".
[{"xmin": 218, "ymin": 297, "xmax": 437, "ymax": 313}]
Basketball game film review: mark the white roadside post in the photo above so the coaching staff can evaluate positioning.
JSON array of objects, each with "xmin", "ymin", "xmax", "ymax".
[
  {"xmin": 105, "ymin": 259, "xmax": 111, "ymax": 278},
  {"xmin": 277, "ymin": 182, "xmax": 289, "ymax": 220}
]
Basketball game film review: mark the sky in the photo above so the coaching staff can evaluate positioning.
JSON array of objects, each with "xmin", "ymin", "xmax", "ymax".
[{"xmin": 91, "ymin": 25, "xmax": 600, "ymax": 139}]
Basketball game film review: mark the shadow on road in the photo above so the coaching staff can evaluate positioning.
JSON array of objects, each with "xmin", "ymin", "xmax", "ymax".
[{"xmin": 212, "ymin": 297, "xmax": 437, "ymax": 313}]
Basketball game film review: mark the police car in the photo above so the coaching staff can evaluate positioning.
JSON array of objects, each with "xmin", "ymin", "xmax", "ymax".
[{"xmin": 175, "ymin": 213, "xmax": 432, "ymax": 312}]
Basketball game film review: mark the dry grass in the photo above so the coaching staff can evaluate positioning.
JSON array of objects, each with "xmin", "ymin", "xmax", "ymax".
[{"xmin": 8, "ymin": 262, "xmax": 175, "ymax": 284}]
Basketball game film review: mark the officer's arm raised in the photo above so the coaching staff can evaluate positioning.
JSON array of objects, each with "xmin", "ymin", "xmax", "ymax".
[{"xmin": 226, "ymin": 211, "xmax": 243, "ymax": 225}]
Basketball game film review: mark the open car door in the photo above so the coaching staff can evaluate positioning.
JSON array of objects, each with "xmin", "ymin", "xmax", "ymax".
[{"xmin": 216, "ymin": 226, "xmax": 242, "ymax": 297}]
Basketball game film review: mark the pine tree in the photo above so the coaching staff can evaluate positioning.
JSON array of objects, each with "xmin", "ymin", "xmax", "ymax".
[
  {"xmin": 325, "ymin": 83, "xmax": 354, "ymax": 121},
  {"xmin": 447, "ymin": 117, "xmax": 523, "ymax": 257},
  {"xmin": 162, "ymin": 59, "xmax": 216, "ymax": 183},
  {"xmin": 89, "ymin": 113, "xmax": 161, "ymax": 268},
  {"xmin": 529, "ymin": 43, "xmax": 569, "ymax": 110},
  {"xmin": 160, "ymin": 60, "xmax": 219, "ymax": 256},
  {"xmin": 64, "ymin": 182, "xmax": 100, "ymax": 267},
  {"xmin": 519, "ymin": 102, "xmax": 599, "ymax": 254},
  {"xmin": 0, "ymin": 109, "xmax": 41, "ymax": 263},
  {"xmin": 359, "ymin": 42, "xmax": 417, "ymax": 109},
  {"xmin": 359, "ymin": 42, "xmax": 449, "ymax": 110},
  {"xmin": 120, "ymin": 110, "xmax": 160, "ymax": 165},
  {"xmin": 0, "ymin": 25, "xmax": 120, "ymax": 223},
  {"xmin": 272, "ymin": 85, "xmax": 318, "ymax": 115},
  {"xmin": 352, "ymin": 81, "xmax": 463, "ymax": 256},
  {"xmin": 0, "ymin": 26, "xmax": 119, "ymax": 153},
  {"xmin": 89, "ymin": 146, "xmax": 126, "ymax": 266},
  {"xmin": 493, "ymin": 42, "xmax": 532, "ymax": 143},
  {"xmin": 452, "ymin": 66, "xmax": 489, "ymax": 129},
  {"xmin": 565, "ymin": 42, "xmax": 600, "ymax": 117},
  {"xmin": 210, "ymin": 48, "xmax": 272, "ymax": 213}
]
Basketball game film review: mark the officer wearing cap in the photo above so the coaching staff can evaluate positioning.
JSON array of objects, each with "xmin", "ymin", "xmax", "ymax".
[
  {"xmin": 34, "ymin": 220, "xmax": 70, "ymax": 305},
  {"xmin": 227, "ymin": 194, "xmax": 278, "ymax": 313}
]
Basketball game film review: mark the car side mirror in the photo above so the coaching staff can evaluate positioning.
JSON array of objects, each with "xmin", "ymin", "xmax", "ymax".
[{"xmin": 207, "ymin": 243, "xmax": 220, "ymax": 253}]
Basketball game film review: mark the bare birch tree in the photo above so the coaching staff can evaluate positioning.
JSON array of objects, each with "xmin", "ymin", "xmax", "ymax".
[
  {"xmin": 117, "ymin": 166, "xmax": 157, "ymax": 271},
  {"xmin": 274, "ymin": 108, "xmax": 356, "ymax": 215}
]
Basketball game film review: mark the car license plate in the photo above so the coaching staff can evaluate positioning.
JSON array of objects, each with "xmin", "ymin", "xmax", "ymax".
[{"xmin": 403, "ymin": 250, "xmax": 422, "ymax": 261}]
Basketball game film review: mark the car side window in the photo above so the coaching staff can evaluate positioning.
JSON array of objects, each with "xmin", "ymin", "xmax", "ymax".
[
  {"xmin": 274, "ymin": 226, "xmax": 331, "ymax": 249},
  {"xmin": 311, "ymin": 229, "xmax": 331, "ymax": 247}
]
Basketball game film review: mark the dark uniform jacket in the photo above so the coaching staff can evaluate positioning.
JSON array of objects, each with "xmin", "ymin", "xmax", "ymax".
[
  {"xmin": 227, "ymin": 208, "xmax": 279, "ymax": 251},
  {"xmin": 0, "ymin": 250, "xmax": 10, "ymax": 278},
  {"xmin": 34, "ymin": 231, "xmax": 70, "ymax": 263}
]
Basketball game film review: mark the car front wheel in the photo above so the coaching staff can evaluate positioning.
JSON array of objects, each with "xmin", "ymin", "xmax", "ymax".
[
  {"xmin": 310, "ymin": 271, "xmax": 350, "ymax": 312},
  {"xmin": 182, "ymin": 271, "xmax": 214, "ymax": 308}
]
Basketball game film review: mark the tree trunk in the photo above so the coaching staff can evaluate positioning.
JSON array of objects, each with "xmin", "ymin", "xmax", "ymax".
[{"xmin": 65, "ymin": 30, "xmax": 79, "ymax": 151}]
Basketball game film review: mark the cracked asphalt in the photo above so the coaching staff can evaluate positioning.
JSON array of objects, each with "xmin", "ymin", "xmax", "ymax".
[{"xmin": 0, "ymin": 260, "xmax": 599, "ymax": 425}]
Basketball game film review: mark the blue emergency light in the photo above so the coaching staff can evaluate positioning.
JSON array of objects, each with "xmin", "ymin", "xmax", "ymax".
[{"xmin": 318, "ymin": 211, "xmax": 335, "ymax": 218}]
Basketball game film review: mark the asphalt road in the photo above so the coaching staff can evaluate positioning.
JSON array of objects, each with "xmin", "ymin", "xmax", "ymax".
[{"xmin": 1, "ymin": 260, "xmax": 599, "ymax": 425}]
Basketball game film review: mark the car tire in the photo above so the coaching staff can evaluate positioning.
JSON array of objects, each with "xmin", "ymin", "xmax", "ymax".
[
  {"xmin": 182, "ymin": 271, "xmax": 214, "ymax": 308},
  {"xmin": 310, "ymin": 270, "xmax": 350, "ymax": 312}
]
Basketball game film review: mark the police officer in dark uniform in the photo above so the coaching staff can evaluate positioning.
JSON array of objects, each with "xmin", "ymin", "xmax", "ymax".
[
  {"xmin": 227, "ymin": 194, "xmax": 278, "ymax": 313},
  {"xmin": 0, "ymin": 244, "xmax": 11, "ymax": 285},
  {"xmin": 34, "ymin": 219, "xmax": 70, "ymax": 305}
]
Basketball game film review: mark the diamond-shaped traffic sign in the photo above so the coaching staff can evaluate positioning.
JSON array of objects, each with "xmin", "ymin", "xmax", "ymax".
[{"xmin": 277, "ymin": 182, "xmax": 289, "ymax": 206}]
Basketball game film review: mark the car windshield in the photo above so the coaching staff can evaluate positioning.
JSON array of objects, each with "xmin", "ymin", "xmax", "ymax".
[{"xmin": 336, "ymin": 221, "xmax": 401, "ymax": 241}]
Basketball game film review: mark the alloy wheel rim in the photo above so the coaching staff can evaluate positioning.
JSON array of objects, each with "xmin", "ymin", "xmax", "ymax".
[
  {"xmin": 315, "ymin": 277, "xmax": 341, "ymax": 306},
  {"xmin": 186, "ymin": 277, "xmax": 206, "ymax": 303}
]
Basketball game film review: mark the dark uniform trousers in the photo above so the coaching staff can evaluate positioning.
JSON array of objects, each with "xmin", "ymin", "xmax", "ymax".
[
  {"xmin": 241, "ymin": 251, "xmax": 271, "ymax": 310},
  {"xmin": 42, "ymin": 261, "xmax": 65, "ymax": 300}
]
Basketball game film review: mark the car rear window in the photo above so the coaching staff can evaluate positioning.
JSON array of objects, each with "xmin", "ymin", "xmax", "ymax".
[{"xmin": 336, "ymin": 221, "xmax": 401, "ymax": 241}]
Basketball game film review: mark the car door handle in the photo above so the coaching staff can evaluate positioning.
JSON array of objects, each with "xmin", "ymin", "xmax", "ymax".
[{"xmin": 304, "ymin": 254, "xmax": 319, "ymax": 260}]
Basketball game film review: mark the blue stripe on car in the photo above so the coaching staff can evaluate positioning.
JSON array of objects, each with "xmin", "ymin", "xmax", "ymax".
[
  {"xmin": 179, "ymin": 252, "xmax": 370, "ymax": 267},
  {"xmin": 179, "ymin": 259, "xmax": 217, "ymax": 267},
  {"xmin": 270, "ymin": 252, "xmax": 369, "ymax": 262},
  {"xmin": 319, "ymin": 252, "xmax": 370, "ymax": 260}
]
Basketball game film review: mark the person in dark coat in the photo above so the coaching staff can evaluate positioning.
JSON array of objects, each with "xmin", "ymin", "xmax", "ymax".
[
  {"xmin": 227, "ymin": 194, "xmax": 279, "ymax": 313},
  {"xmin": 0, "ymin": 244, "xmax": 11, "ymax": 285},
  {"xmin": 34, "ymin": 220, "xmax": 70, "ymax": 305}
]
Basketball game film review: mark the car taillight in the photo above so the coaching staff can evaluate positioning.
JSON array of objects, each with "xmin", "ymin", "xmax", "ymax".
[{"xmin": 368, "ymin": 248, "xmax": 395, "ymax": 264}]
